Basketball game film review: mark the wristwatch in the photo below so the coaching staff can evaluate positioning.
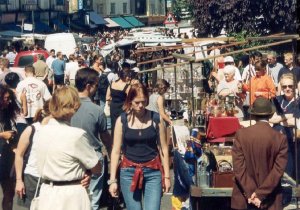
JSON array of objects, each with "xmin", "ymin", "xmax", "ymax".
[{"xmin": 107, "ymin": 179, "xmax": 118, "ymax": 185}]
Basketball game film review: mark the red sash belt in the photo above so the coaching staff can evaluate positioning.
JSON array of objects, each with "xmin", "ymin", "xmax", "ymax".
[{"xmin": 120, "ymin": 155, "xmax": 165, "ymax": 192}]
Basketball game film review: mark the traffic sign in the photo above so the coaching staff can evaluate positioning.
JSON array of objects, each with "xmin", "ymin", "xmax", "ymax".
[{"xmin": 164, "ymin": 13, "xmax": 178, "ymax": 25}]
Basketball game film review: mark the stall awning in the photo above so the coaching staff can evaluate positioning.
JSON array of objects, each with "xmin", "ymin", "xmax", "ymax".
[
  {"xmin": 52, "ymin": 19, "xmax": 68, "ymax": 31},
  {"xmin": 123, "ymin": 16, "xmax": 144, "ymax": 27},
  {"xmin": 104, "ymin": 18, "xmax": 120, "ymax": 28},
  {"xmin": 111, "ymin": 17, "xmax": 133, "ymax": 29},
  {"xmin": 32, "ymin": 21, "xmax": 53, "ymax": 33},
  {"xmin": 0, "ymin": 24, "xmax": 22, "ymax": 32},
  {"xmin": 89, "ymin": 12, "xmax": 107, "ymax": 25}
]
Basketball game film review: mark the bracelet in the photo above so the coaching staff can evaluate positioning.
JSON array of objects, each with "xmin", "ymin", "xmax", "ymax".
[{"xmin": 107, "ymin": 179, "xmax": 118, "ymax": 185}]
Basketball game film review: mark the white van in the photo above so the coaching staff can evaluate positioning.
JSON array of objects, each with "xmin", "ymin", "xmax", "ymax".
[{"xmin": 44, "ymin": 33, "xmax": 77, "ymax": 57}]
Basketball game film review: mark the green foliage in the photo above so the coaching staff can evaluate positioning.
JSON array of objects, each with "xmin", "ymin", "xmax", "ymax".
[
  {"xmin": 171, "ymin": 0, "xmax": 193, "ymax": 21},
  {"xmin": 189, "ymin": 0, "xmax": 298, "ymax": 37}
]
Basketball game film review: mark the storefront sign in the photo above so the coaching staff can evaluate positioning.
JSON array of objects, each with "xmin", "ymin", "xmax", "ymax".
[{"xmin": 24, "ymin": 23, "xmax": 33, "ymax": 31}]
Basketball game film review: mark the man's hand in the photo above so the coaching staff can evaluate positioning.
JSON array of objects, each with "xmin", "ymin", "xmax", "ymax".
[
  {"xmin": 248, "ymin": 192, "xmax": 261, "ymax": 208},
  {"xmin": 81, "ymin": 172, "xmax": 91, "ymax": 188}
]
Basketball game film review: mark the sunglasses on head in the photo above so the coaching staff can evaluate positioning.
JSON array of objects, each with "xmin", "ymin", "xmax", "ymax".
[{"xmin": 282, "ymin": 85, "xmax": 294, "ymax": 89}]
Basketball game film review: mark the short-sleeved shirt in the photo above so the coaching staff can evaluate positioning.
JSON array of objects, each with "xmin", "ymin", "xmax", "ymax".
[
  {"xmin": 267, "ymin": 62, "xmax": 283, "ymax": 86},
  {"xmin": 16, "ymin": 76, "xmax": 52, "ymax": 118},
  {"xmin": 71, "ymin": 97, "xmax": 107, "ymax": 150},
  {"xmin": 51, "ymin": 59, "xmax": 65, "ymax": 75},
  {"xmin": 277, "ymin": 66, "xmax": 300, "ymax": 84},
  {"xmin": 36, "ymin": 119, "xmax": 98, "ymax": 181}
]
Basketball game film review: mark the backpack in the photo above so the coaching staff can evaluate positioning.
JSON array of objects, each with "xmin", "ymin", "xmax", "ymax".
[{"xmin": 98, "ymin": 72, "xmax": 109, "ymax": 99}]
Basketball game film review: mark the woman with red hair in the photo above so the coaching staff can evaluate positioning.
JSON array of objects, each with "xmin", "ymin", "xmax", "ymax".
[{"xmin": 109, "ymin": 83, "xmax": 170, "ymax": 210}]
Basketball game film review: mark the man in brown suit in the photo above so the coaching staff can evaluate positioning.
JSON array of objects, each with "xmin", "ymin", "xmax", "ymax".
[{"xmin": 231, "ymin": 97, "xmax": 288, "ymax": 210}]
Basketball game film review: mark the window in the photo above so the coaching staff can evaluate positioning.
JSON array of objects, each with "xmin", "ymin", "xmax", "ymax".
[
  {"xmin": 97, "ymin": 3, "xmax": 103, "ymax": 14},
  {"xmin": 110, "ymin": 3, "xmax": 115, "ymax": 14},
  {"xmin": 123, "ymin": 3, "xmax": 127, "ymax": 14},
  {"xmin": 0, "ymin": 0, "xmax": 7, "ymax": 4},
  {"xmin": 56, "ymin": 0, "xmax": 64, "ymax": 5},
  {"xmin": 151, "ymin": 3, "xmax": 155, "ymax": 15}
]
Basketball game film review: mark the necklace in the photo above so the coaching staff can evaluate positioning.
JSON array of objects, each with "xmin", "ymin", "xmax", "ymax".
[
  {"xmin": 280, "ymin": 97, "xmax": 294, "ymax": 112},
  {"xmin": 136, "ymin": 111, "xmax": 147, "ymax": 136}
]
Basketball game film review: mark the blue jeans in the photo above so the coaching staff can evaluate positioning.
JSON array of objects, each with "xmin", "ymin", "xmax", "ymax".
[
  {"xmin": 120, "ymin": 167, "xmax": 162, "ymax": 210},
  {"xmin": 89, "ymin": 150, "xmax": 104, "ymax": 210}
]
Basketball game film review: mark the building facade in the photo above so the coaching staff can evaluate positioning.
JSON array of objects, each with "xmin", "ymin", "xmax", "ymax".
[{"xmin": 93, "ymin": 0, "xmax": 130, "ymax": 16}]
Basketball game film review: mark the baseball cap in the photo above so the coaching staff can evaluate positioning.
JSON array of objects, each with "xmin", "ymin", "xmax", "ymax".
[{"xmin": 224, "ymin": 56, "xmax": 234, "ymax": 63}]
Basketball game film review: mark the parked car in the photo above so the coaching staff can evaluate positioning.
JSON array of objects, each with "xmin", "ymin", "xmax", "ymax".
[
  {"xmin": 10, "ymin": 50, "xmax": 49, "ymax": 80},
  {"xmin": 13, "ymin": 50, "xmax": 49, "ymax": 68}
]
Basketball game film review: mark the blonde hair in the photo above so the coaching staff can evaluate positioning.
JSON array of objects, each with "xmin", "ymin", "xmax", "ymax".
[
  {"xmin": 280, "ymin": 73, "xmax": 294, "ymax": 85},
  {"xmin": 49, "ymin": 86, "xmax": 81, "ymax": 122},
  {"xmin": 284, "ymin": 52, "xmax": 293, "ymax": 60}
]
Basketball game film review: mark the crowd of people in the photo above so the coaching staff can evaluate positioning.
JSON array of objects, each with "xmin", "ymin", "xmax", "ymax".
[
  {"xmin": 1, "ymin": 30, "xmax": 300, "ymax": 210},
  {"xmin": 0, "ymin": 37, "xmax": 173, "ymax": 210}
]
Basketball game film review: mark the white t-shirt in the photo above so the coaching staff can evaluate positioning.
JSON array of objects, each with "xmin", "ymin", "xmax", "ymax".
[
  {"xmin": 16, "ymin": 76, "xmax": 51, "ymax": 118},
  {"xmin": 65, "ymin": 61, "xmax": 79, "ymax": 80},
  {"xmin": 46, "ymin": 56, "xmax": 55, "ymax": 70},
  {"xmin": 24, "ymin": 122, "xmax": 41, "ymax": 177}
]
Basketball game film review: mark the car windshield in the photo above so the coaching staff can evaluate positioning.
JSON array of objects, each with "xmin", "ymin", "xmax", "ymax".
[{"xmin": 18, "ymin": 55, "xmax": 34, "ymax": 67}]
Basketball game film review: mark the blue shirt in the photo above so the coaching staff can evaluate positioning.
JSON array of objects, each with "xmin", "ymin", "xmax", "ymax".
[
  {"xmin": 71, "ymin": 97, "xmax": 107, "ymax": 150},
  {"xmin": 51, "ymin": 59, "xmax": 65, "ymax": 75}
]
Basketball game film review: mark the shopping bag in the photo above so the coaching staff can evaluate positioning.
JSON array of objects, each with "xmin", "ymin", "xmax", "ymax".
[{"xmin": 30, "ymin": 197, "xmax": 39, "ymax": 210}]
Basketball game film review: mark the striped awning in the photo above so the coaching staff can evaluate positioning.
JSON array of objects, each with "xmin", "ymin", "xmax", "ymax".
[{"xmin": 104, "ymin": 18, "xmax": 120, "ymax": 28}]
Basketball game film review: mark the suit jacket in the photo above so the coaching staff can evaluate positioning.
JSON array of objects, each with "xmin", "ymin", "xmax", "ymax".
[{"xmin": 231, "ymin": 121, "xmax": 288, "ymax": 210}]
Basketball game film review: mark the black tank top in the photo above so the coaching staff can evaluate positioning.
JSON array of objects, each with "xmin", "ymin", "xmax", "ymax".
[
  {"xmin": 110, "ymin": 83, "xmax": 129, "ymax": 103},
  {"xmin": 122, "ymin": 111, "xmax": 159, "ymax": 163}
]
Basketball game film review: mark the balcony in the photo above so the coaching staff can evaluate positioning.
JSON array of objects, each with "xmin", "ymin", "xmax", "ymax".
[
  {"xmin": 22, "ymin": 4, "xmax": 38, "ymax": 11},
  {"xmin": 51, "ymin": 4, "xmax": 65, "ymax": 11},
  {"xmin": 0, "ymin": 2, "xmax": 18, "ymax": 12}
]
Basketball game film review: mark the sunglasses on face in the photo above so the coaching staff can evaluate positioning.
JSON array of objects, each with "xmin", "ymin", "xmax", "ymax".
[{"xmin": 282, "ymin": 85, "xmax": 294, "ymax": 89}]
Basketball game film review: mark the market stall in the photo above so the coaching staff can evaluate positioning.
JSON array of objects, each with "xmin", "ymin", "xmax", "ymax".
[{"xmin": 135, "ymin": 34, "xmax": 300, "ymax": 209}]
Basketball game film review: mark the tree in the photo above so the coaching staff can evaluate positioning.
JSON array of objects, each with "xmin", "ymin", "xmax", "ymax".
[
  {"xmin": 189, "ymin": 0, "xmax": 298, "ymax": 37},
  {"xmin": 171, "ymin": 0, "xmax": 193, "ymax": 21}
]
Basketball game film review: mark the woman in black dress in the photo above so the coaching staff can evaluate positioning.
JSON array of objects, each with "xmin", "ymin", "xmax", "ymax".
[{"xmin": 106, "ymin": 62, "xmax": 131, "ymax": 136}]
